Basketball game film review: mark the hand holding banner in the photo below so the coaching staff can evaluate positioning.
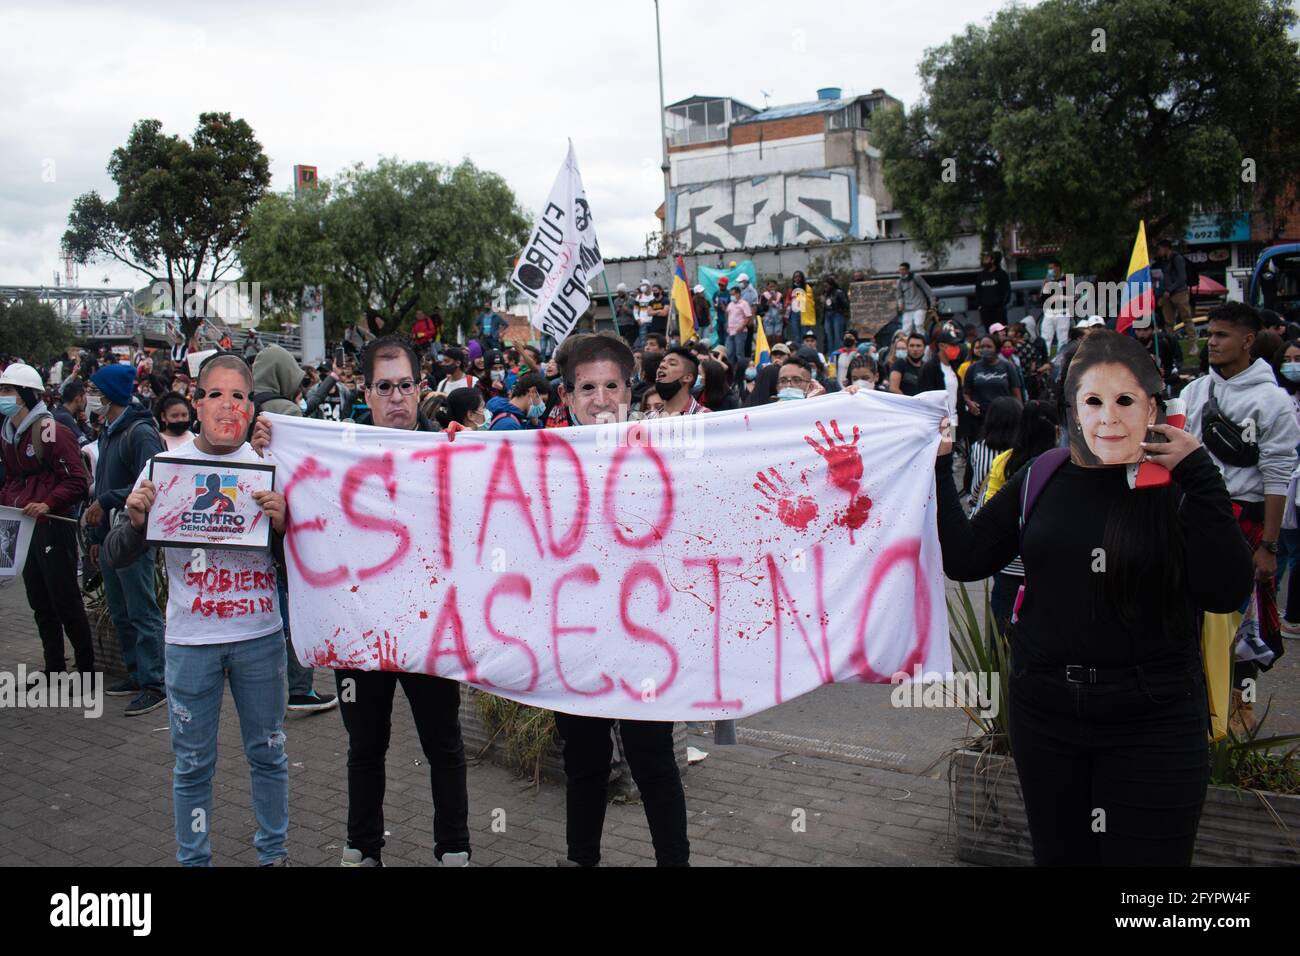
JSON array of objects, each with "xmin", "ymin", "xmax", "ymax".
[{"xmin": 267, "ymin": 390, "xmax": 952, "ymax": 721}]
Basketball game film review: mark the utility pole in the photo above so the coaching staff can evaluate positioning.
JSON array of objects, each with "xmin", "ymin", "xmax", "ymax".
[{"xmin": 654, "ymin": 0, "xmax": 671, "ymax": 261}]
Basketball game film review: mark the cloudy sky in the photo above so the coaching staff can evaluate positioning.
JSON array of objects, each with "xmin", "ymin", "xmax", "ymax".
[{"xmin": 0, "ymin": 0, "xmax": 1014, "ymax": 289}]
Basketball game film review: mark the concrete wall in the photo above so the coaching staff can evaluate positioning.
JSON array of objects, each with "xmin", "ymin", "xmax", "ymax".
[{"xmin": 602, "ymin": 234, "xmax": 983, "ymax": 293}]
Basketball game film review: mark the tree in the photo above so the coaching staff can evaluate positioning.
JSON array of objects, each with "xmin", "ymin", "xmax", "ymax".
[
  {"xmin": 62, "ymin": 113, "xmax": 271, "ymax": 339},
  {"xmin": 239, "ymin": 158, "xmax": 530, "ymax": 341},
  {"xmin": 874, "ymin": 0, "xmax": 1300, "ymax": 275},
  {"xmin": 0, "ymin": 297, "xmax": 74, "ymax": 364}
]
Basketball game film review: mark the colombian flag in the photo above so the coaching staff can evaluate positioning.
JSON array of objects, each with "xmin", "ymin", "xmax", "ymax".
[
  {"xmin": 1117, "ymin": 220, "xmax": 1155, "ymax": 334},
  {"xmin": 754, "ymin": 318, "xmax": 771, "ymax": 368},
  {"xmin": 671, "ymin": 255, "xmax": 695, "ymax": 344}
]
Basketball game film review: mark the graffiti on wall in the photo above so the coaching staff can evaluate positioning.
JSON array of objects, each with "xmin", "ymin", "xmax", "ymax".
[{"xmin": 669, "ymin": 169, "xmax": 872, "ymax": 252}]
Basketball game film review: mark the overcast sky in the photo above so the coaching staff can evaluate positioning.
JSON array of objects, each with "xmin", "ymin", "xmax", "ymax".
[{"xmin": 0, "ymin": 0, "xmax": 1016, "ymax": 290}]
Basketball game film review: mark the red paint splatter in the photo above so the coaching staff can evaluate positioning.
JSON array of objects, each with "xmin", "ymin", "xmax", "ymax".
[
  {"xmin": 805, "ymin": 419, "xmax": 862, "ymax": 494},
  {"xmin": 754, "ymin": 467, "xmax": 818, "ymax": 530},
  {"xmin": 419, "ymin": 610, "xmax": 429, "ymax": 619},
  {"xmin": 834, "ymin": 494, "xmax": 873, "ymax": 543},
  {"xmin": 376, "ymin": 630, "xmax": 401, "ymax": 671}
]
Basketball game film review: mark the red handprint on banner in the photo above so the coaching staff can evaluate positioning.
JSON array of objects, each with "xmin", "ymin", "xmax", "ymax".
[
  {"xmin": 805, "ymin": 419, "xmax": 872, "ymax": 541},
  {"xmin": 754, "ymin": 467, "xmax": 819, "ymax": 530}
]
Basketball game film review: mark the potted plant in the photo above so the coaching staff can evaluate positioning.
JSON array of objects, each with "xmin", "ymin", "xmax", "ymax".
[{"xmin": 945, "ymin": 582, "xmax": 1300, "ymax": 866}]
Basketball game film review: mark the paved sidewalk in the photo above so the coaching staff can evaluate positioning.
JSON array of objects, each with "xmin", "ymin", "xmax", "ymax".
[{"xmin": 0, "ymin": 583, "xmax": 958, "ymax": 867}]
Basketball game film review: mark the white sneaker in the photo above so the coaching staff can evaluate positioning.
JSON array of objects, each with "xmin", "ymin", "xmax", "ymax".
[
  {"xmin": 1283, "ymin": 620, "xmax": 1300, "ymax": 640},
  {"xmin": 340, "ymin": 847, "xmax": 382, "ymax": 867},
  {"xmin": 437, "ymin": 851, "xmax": 470, "ymax": 867}
]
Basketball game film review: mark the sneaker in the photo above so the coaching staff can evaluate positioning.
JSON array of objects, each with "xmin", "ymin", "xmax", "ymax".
[
  {"xmin": 287, "ymin": 690, "xmax": 339, "ymax": 714},
  {"xmin": 340, "ymin": 848, "xmax": 382, "ymax": 867},
  {"xmin": 1283, "ymin": 619, "xmax": 1300, "ymax": 640},
  {"xmin": 437, "ymin": 851, "xmax": 470, "ymax": 867},
  {"xmin": 106, "ymin": 678, "xmax": 140, "ymax": 698},
  {"xmin": 124, "ymin": 688, "xmax": 167, "ymax": 717}
]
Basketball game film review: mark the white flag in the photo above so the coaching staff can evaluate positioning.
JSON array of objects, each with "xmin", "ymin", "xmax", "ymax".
[{"xmin": 510, "ymin": 141, "xmax": 604, "ymax": 345}]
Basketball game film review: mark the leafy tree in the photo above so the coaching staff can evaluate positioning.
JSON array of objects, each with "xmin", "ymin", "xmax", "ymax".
[
  {"xmin": 875, "ymin": 0, "xmax": 1300, "ymax": 275},
  {"xmin": 239, "ymin": 158, "xmax": 530, "ymax": 341},
  {"xmin": 62, "ymin": 113, "xmax": 271, "ymax": 339},
  {"xmin": 0, "ymin": 297, "xmax": 74, "ymax": 364}
]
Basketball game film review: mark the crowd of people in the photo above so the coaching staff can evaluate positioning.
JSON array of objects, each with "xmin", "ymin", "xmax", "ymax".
[{"xmin": 0, "ymin": 256, "xmax": 1295, "ymax": 866}]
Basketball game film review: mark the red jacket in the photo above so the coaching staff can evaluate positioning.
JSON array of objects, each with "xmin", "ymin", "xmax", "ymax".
[
  {"xmin": 411, "ymin": 315, "xmax": 437, "ymax": 345},
  {"xmin": 0, "ymin": 415, "xmax": 89, "ymax": 518}
]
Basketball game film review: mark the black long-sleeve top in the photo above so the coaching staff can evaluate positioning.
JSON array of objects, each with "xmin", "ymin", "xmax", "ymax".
[{"xmin": 935, "ymin": 447, "xmax": 1253, "ymax": 671}]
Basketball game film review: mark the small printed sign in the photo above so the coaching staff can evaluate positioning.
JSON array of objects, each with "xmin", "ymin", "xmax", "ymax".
[{"xmin": 145, "ymin": 455, "xmax": 276, "ymax": 552}]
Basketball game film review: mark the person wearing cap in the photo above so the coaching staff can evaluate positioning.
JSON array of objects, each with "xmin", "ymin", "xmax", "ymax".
[
  {"xmin": 0, "ymin": 362, "xmax": 96, "ymax": 684},
  {"xmin": 647, "ymin": 346, "xmax": 709, "ymax": 416},
  {"xmin": 690, "ymin": 283, "xmax": 710, "ymax": 335},
  {"xmin": 800, "ymin": 329, "xmax": 827, "ymax": 370},
  {"xmin": 85, "ymin": 362, "xmax": 169, "ymax": 714},
  {"xmin": 724, "ymin": 285, "xmax": 754, "ymax": 367},
  {"xmin": 613, "ymin": 282, "xmax": 637, "ymax": 347},
  {"xmin": 770, "ymin": 341, "xmax": 791, "ymax": 366}
]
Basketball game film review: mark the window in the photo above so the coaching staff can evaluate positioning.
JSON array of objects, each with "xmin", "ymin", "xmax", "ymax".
[{"xmin": 667, "ymin": 99, "xmax": 729, "ymax": 146}]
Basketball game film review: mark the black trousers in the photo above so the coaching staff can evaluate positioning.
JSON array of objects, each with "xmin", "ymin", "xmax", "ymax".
[
  {"xmin": 1007, "ymin": 662, "xmax": 1209, "ymax": 866},
  {"xmin": 23, "ymin": 520, "xmax": 94, "ymax": 673},
  {"xmin": 553, "ymin": 713, "xmax": 689, "ymax": 866},
  {"xmin": 334, "ymin": 669, "xmax": 469, "ymax": 861}
]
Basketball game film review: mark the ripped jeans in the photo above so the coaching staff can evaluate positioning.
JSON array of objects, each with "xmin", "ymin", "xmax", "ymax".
[{"xmin": 166, "ymin": 629, "xmax": 289, "ymax": 866}]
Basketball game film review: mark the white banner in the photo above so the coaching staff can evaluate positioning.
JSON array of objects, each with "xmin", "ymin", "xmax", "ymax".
[
  {"xmin": 510, "ymin": 140, "xmax": 604, "ymax": 344},
  {"xmin": 265, "ymin": 390, "xmax": 951, "ymax": 720}
]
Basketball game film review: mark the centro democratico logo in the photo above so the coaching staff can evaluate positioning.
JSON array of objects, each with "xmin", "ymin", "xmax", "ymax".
[{"xmin": 193, "ymin": 474, "xmax": 237, "ymax": 512}]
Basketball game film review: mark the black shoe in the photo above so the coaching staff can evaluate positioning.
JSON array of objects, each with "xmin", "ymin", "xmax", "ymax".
[
  {"xmin": 106, "ymin": 678, "xmax": 140, "ymax": 698},
  {"xmin": 287, "ymin": 690, "xmax": 339, "ymax": 714},
  {"xmin": 124, "ymin": 689, "xmax": 167, "ymax": 717}
]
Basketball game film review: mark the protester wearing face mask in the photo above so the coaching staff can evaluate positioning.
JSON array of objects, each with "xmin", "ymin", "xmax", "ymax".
[
  {"xmin": 1038, "ymin": 259, "xmax": 1071, "ymax": 354},
  {"xmin": 0, "ymin": 362, "xmax": 96, "ymax": 685},
  {"xmin": 646, "ymin": 346, "xmax": 709, "ymax": 417},
  {"xmin": 439, "ymin": 386, "xmax": 487, "ymax": 432},
  {"xmin": 775, "ymin": 356, "xmax": 817, "ymax": 401},
  {"xmin": 889, "ymin": 334, "xmax": 929, "ymax": 397},
  {"xmin": 156, "ymin": 393, "xmax": 195, "ymax": 451},
  {"xmin": 488, "ymin": 372, "xmax": 549, "ymax": 430},
  {"xmin": 844, "ymin": 355, "xmax": 880, "ymax": 392},
  {"xmin": 917, "ymin": 330, "xmax": 963, "ymax": 416}
]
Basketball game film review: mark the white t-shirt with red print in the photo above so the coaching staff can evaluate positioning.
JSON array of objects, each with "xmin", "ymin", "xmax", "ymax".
[{"xmin": 132, "ymin": 441, "xmax": 281, "ymax": 646}]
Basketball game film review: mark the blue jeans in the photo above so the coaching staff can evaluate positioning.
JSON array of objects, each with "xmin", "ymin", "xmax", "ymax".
[
  {"xmin": 825, "ymin": 311, "xmax": 847, "ymax": 350},
  {"xmin": 101, "ymin": 549, "xmax": 166, "ymax": 692},
  {"xmin": 278, "ymin": 577, "xmax": 314, "ymax": 697},
  {"xmin": 726, "ymin": 332, "xmax": 748, "ymax": 367},
  {"xmin": 166, "ymin": 630, "xmax": 289, "ymax": 866}
]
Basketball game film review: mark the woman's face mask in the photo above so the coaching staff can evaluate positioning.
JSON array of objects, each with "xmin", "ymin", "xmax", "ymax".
[
  {"xmin": 895, "ymin": 349, "xmax": 907, "ymax": 361},
  {"xmin": 1283, "ymin": 362, "xmax": 1300, "ymax": 383},
  {"xmin": 744, "ymin": 367, "xmax": 757, "ymax": 382},
  {"xmin": 1001, "ymin": 344, "xmax": 1014, "ymax": 357}
]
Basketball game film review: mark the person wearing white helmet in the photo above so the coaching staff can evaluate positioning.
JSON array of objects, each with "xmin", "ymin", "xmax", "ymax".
[
  {"xmin": 690, "ymin": 283, "xmax": 710, "ymax": 336},
  {"xmin": 612, "ymin": 281, "xmax": 637, "ymax": 347},
  {"xmin": 634, "ymin": 280, "xmax": 654, "ymax": 348},
  {"xmin": 0, "ymin": 362, "xmax": 96, "ymax": 684}
]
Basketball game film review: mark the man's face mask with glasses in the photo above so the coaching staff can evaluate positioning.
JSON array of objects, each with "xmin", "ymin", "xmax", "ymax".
[{"xmin": 369, "ymin": 379, "xmax": 417, "ymax": 398}]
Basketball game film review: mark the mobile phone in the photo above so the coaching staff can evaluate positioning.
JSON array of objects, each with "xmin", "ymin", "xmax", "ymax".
[{"xmin": 334, "ymin": 346, "xmax": 345, "ymax": 367}]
